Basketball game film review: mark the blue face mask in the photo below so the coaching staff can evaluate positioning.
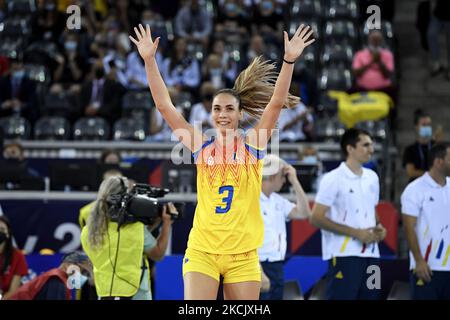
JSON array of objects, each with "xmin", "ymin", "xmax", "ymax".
[
  {"xmin": 225, "ymin": 3, "xmax": 237, "ymax": 14},
  {"xmin": 261, "ymin": 1, "xmax": 273, "ymax": 11},
  {"xmin": 12, "ymin": 70, "xmax": 25, "ymax": 80},
  {"xmin": 64, "ymin": 41, "xmax": 77, "ymax": 51},
  {"xmin": 419, "ymin": 126, "xmax": 432, "ymax": 138},
  {"xmin": 302, "ymin": 155, "xmax": 319, "ymax": 165}
]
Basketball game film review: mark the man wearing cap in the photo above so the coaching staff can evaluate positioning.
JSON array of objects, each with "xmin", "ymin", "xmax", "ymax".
[
  {"xmin": 5, "ymin": 251, "xmax": 92, "ymax": 300},
  {"xmin": 258, "ymin": 154, "xmax": 312, "ymax": 300}
]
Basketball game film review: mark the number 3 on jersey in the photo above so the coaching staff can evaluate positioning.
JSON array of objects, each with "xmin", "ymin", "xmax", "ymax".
[{"xmin": 216, "ymin": 185, "xmax": 234, "ymax": 214}]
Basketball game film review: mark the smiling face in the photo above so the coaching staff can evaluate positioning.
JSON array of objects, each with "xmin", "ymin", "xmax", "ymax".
[{"xmin": 211, "ymin": 93, "xmax": 243, "ymax": 134}]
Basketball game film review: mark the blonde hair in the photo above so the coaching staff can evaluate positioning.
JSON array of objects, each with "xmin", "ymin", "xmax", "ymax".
[
  {"xmin": 87, "ymin": 176, "xmax": 128, "ymax": 249},
  {"xmin": 215, "ymin": 56, "xmax": 300, "ymax": 119}
]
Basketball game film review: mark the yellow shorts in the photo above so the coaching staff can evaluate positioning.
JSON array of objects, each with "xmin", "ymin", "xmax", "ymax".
[{"xmin": 182, "ymin": 247, "xmax": 261, "ymax": 284}]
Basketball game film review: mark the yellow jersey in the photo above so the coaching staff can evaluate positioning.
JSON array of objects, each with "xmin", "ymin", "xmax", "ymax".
[{"xmin": 188, "ymin": 135, "xmax": 265, "ymax": 254}]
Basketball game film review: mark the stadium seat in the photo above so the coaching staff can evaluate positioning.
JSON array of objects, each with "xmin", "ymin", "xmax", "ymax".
[
  {"xmin": 289, "ymin": 18, "xmax": 320, "ymax": 41},
  {"xmin": 387, "ymin": 281, "xmax": 411, "ymax": 300},
  {"xmin": 290, "ymin": 0, "xmax": 322, "ymax": 19},
  {"xmin": 73, "ymin": 117, "xmax": 110, "ymax": 141},
  {"xmin": 319, "ymin": 66, "xmax": 352, "ymax": 91},
  {"xmin": 24, "ymin": 64, "xmax": 51, "ymax": 86},
  {"xmin": 283, "ymin": 280, "xmax": 304, "ymax": 300},
  {"xmin": 315, "ymin": 117, "xmax": 345, "ymax": 142},
  {"xmin": 0, "ymin": 38, "xmax": 24, "ymax": 60},
  {"xmin": 0, "ymin": 116, "xmax": 31, "ymax": 139},
  {"xmin": 122, "ymin": 91, "xmax": 154, "ymax": 113},
  {"xmin": 113, "ymin": 117, "xmax": 147, "ymax": 141},
  {"xmin": 43, "ymin": 92, "xmax": 74, "ymax": 117},
  {"xmin": 321, "ymin": 42, "xmax": 354, "ymax": 68},
  {"xmin": 0, "ymin": 18, "xmax": 32, "ymax": 39},
  {"xmin": 323, "ymin": 20, "xmax": 358, "ymax": 46},
  {"xmin": 7, "ymin": 0, "xmax": 37, "ymax": 17},
  {"xmin": 34, "ymin": 116, "xmax": 70, "ymax": 141},
  {"xmin": 323, "ymin": 0, "xmax": 359, "ymax": 20},
  {"xmin": 308, "ymin": 277, "xmax": 328, "ymax": 300}
]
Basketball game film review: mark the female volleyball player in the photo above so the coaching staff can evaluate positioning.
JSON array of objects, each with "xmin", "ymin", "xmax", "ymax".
[{"xmin": 129, "ymin": 23, "xmax": 314, "ymax": 300}]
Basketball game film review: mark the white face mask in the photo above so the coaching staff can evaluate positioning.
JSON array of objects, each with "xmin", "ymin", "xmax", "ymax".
[{"xmin": 303, "ymin": 155, "xmax": 319, "ymax": 165}]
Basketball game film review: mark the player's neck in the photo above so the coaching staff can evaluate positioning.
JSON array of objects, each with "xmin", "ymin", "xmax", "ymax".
[
  {"xmin": 345, "ymin": 158, "xmax": 363, "ymax": 176},
  {"xmin": 428, "ymin": 168, "xmax": 446, "ymax": 186}
]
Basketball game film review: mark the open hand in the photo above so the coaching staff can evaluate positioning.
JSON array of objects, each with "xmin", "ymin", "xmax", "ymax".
[
  {"xmin": 129, "ymin": 24, "xmax": 160, "ymax": 62},
  {"xmin": 283, "ymin": 25, "xmax": 315, "ymax": 62}
]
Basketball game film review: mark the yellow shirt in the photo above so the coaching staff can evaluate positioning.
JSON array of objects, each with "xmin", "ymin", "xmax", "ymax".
[{"xmin": 188, "ymin": 136, "xmax": 265, "ymax": 254}]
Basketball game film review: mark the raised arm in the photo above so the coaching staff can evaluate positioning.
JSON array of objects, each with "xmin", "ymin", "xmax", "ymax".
[
  {"xmin": 253, "ymin": 25, "xmax": 315, "ymax": 148},
  {"xmin": 129, "ymin": 24, "xmax": 204, "ymax": 151}
]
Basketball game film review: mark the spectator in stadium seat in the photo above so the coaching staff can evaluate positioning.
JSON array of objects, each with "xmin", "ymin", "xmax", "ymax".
[
  {"xmin": 130, "ymin": 22, "xmax": 314, "ymax": 299},
  {"xmin": 427, "ymin": 0, "xmax": 450, "ymax": 79},
  {"xmin": 352, "ymin": 30, "xmax": 395, "ymax": 97},
  {"xmin": 52, "ymin": 31, "xmax": 89, "ymax": 94},
  {"xmin": 148, "ymin": 87, "xmax": 185, "ymax": 142},
  {"xmin": 80, "ymin": 61, "xmax": 123, "ymax": 126},
  {"xmin": 259, "ymin": 154, "xmax": 311, "ymax": 300},
  {"xmin": 175, "ymin": 0, "xmax": 212, "ymax": 48},
  {"xmin": 215, "ymin": 0, "xmax": 250, "ymax": 39},
  {"xmin": 401, "ymin": 143, "xmax": 450, "ymax": 299},
  {"xmin": 5, "ymin": 251, "xmax": 92, "ymax": 300},
  {"xmin": 311, "ymin": 128, "xmax": 386, "ymax": 300},
  {"xmin": 251, "ymin": 0, "xmax": 284, "ymax": 45},
  {"xmin": 402, "ymin": 109, "xmax": 435, "ymax": 182},
  {"xmin": 31, "ymin": 0, "xmax": 66, "ymax": 43},
  {"xmin": 189, "ymin": 82, "xmax": 215, "ymax": 131},
  {"xmin": 0, "ymin": 216, "xmax": 28, "ymax": 300},
  {"xmin": 278, "ymin": 101, "xmax": 314, "ymax": 142},
  {"xmin": 0, "ymin": 57, "xmax": 38, "ymax": 124},
  {"xmin": 211, "ymin": 39, "xmax": 239, "ymax": 87},
  {"xmin": 201, "ymin": 54, "xmax": 227, "ymax": 89},
  {"xmin": 160, "ymin": 37, "xmax": 201, "ymax": 95}
]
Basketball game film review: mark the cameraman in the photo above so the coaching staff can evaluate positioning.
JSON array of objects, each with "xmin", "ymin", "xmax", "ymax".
[{"xmin": 80, "ymin": 176, "xmax": 177, "ymax": 300}]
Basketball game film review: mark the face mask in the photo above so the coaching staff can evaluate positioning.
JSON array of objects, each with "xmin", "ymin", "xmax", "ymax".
[
  {"xmin": 0, "ymin": 231, "xmax": 8, "ymax": 244},
  {"xmin": 419, "ymin": 126, "xmax": 432, "ymax": 138},
  {"xmin": 64, "ymin": 41, "xmax": 77, "ymax": 51},
  {"xmin": 45, "ymin": 3, "xmax": 55, "ymax": 11},
  {"xmin": 261, "ymin": 1, "xmax": 273, "ymax": 11},
  {"xmin": 303, "ymin": 155, "xmax": 318, "ymax": 165},
  {"xmin": 12, "ymin": 70, "xmax": 25, "ymax": 80},
  {"xmin": 225, "ymin": 3, "xmax": 237, "ymax": 14}
]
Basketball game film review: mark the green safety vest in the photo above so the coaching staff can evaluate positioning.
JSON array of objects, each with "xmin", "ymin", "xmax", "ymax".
[{"xmin": 81, "ymin": 221, "xmax": 149, "ymax": 297}]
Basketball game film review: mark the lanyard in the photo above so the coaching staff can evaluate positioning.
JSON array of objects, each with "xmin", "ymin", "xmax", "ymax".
[{"xmin": 417, "ymin": 142, "xmax": 431, "ymax": 169}]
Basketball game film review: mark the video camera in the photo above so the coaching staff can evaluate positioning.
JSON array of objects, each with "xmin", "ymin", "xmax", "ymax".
[{"xmin": 106, "ymin": 183, "xmax": 185, "ymax": 226}]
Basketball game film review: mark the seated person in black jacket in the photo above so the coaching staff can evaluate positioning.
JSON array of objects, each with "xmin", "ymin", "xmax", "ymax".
[
  {"xmin": 80, "ymin": 60, "xmax": 123, "ymax": 126},
  {"xmin": 0, "ymin": 57, "xmax": 38, "ymax": 124}
]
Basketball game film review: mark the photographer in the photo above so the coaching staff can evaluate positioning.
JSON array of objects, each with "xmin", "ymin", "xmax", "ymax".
[{"xmin": 80, "ymin": 176, "xmax": 177, "ymax": 300}]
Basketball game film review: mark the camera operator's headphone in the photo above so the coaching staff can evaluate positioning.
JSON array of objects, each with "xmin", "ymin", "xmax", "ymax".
[{"xmin": 105, "ymin": 177, "xmax": 128, "ymax": 217}]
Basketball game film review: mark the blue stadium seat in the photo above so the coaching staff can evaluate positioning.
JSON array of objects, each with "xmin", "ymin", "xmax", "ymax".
[
  {"xmin": 34, "ymin": 116, "xmax": 70, "ymax": 140},
  {"xmin": 73, "ymin": 117, "xmax": 110, "ymax": 141},
  {"xmin": 323, "ymin": 20, "xmax": 358, "ymax": 47},
  {"xmin": 113, "ymin": 117, "xmax": 147, "ymax": 141},
  {"xmin": 0, "ymin": 116, "xmax": 31, "ymax": 140}
]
